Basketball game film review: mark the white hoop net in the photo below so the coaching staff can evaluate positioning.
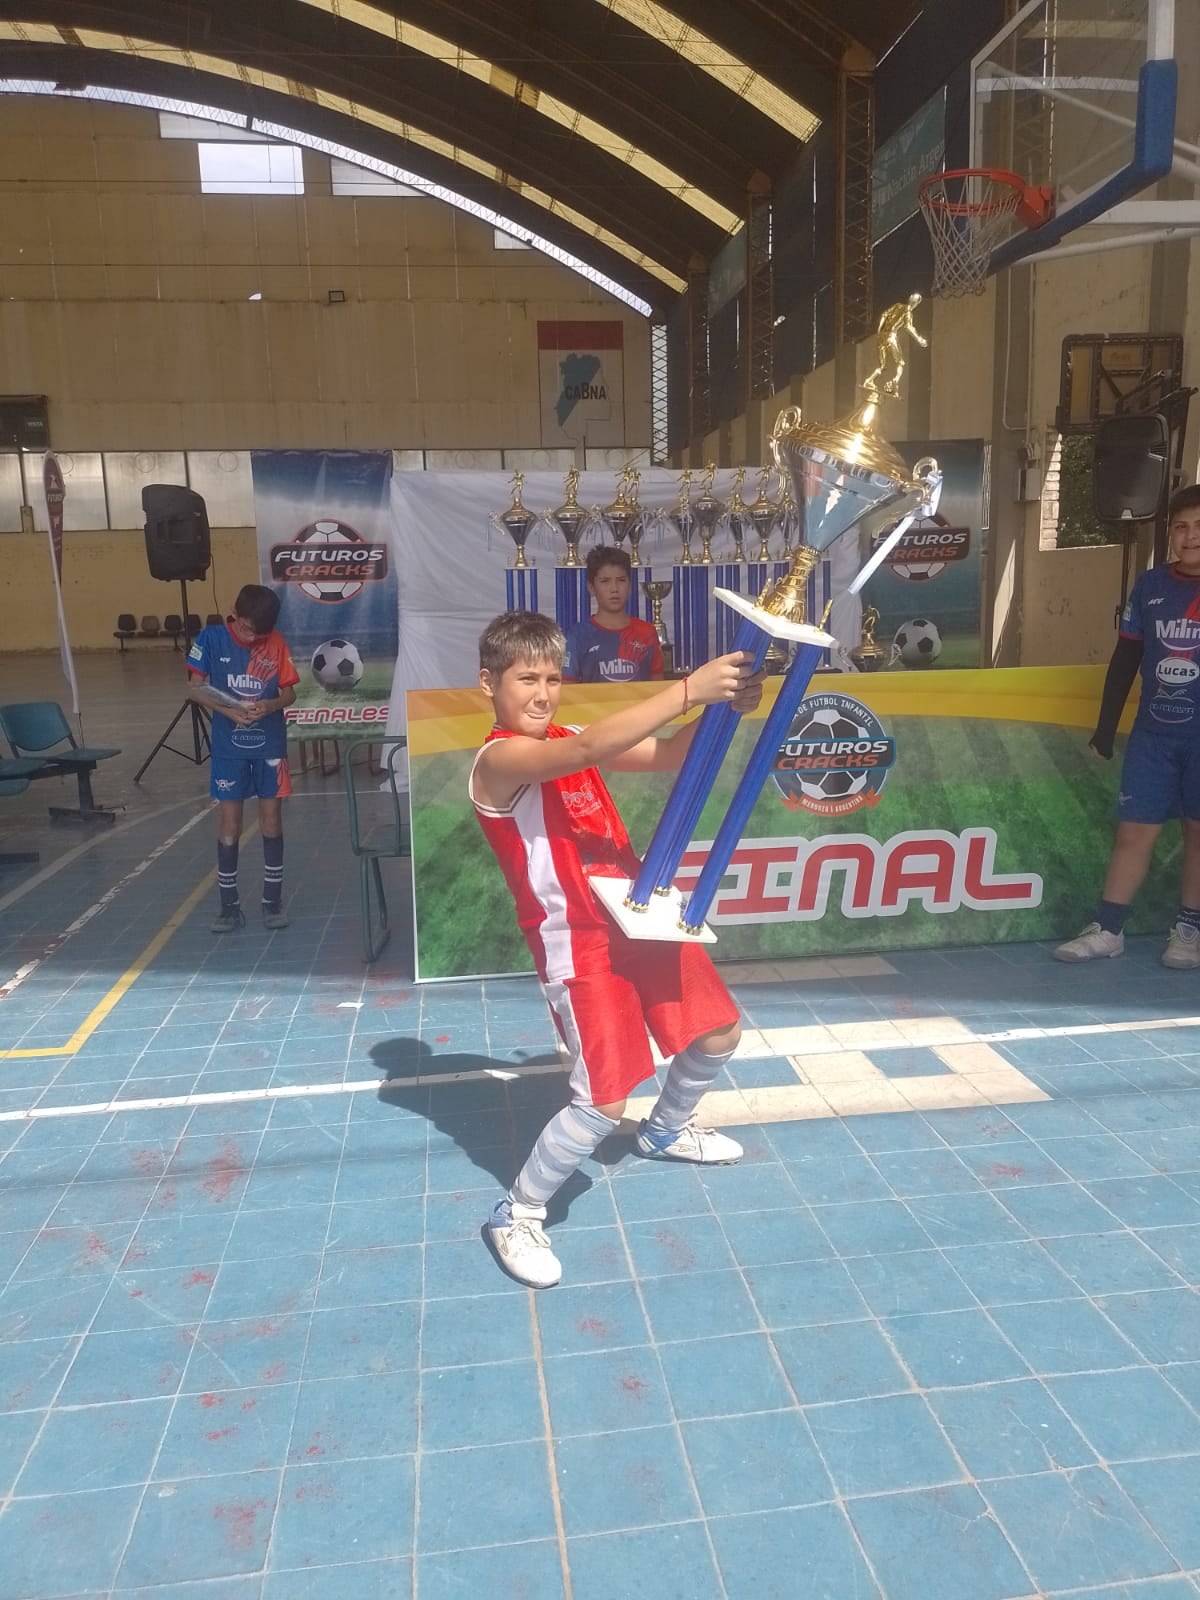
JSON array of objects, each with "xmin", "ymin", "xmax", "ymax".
[{"xmin": 919, "ymin": 170, "xmax": 1024, "ymax": 297}]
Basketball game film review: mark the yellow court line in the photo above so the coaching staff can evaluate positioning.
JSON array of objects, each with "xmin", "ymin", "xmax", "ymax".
[{"xmin": 0, "ymin": 828, "xmax": 258, "ymax": 1061}]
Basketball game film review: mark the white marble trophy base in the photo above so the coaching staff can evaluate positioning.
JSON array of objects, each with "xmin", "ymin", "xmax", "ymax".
[
  {"xmin": 590, "ymin": 876, "xmax": 717, "ymax": 945},
  {"xmin": 712, "ymin": 588, "xmax": 837, "ymax": 648}
]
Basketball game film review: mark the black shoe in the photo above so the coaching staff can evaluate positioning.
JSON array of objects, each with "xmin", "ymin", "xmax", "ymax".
[
  {"xmin": 262, "ymin": 903, "xmax": 289, "ymax": 930},
  {"xmin": 211, "ymin": 904, "xmax": 246, "ymax": 934}
]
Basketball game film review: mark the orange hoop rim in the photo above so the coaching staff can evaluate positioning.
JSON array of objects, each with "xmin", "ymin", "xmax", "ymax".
[{"xmin": 919, "ymin": 167, "xmax": 1054, "ymax": 229}]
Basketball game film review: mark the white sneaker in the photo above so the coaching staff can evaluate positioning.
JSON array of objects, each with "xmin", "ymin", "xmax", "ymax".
[
  {"xmin": 1053, "ymin": 922, "xmax": 1124, "ymax": 963},
  {"xmin": 487, "ymin": 1201, "xmax": 562, "ymax": 1289},
  {"xmin": 1162, "ymin": 922, "xmax": 1200, "ymax": 970},
  {"xmin": 635, "ymin": 1119, "xmax": 743, "ymax": 1165}
]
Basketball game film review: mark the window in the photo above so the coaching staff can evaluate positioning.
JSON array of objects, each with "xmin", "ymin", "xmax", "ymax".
[
  {"xmin": 198, "ymin": 143, "xmax": 304, "ymax": 196},
  {"xmin": 331, "ymin": 157, "xmax": 418, "ymax": 197},
  {"xmin": 494, "ymin": 230, "xmax": 533, "ymax": 251}
]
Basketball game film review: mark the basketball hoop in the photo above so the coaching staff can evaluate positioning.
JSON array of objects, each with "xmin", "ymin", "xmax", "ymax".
[{"xmin": 919, "ymin": 168, "xmax": 1055, "ymax": 297}]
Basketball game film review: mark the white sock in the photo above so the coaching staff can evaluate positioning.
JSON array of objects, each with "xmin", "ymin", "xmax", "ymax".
[
  {"xmin": 500, "ymin": 1101, "xmax": 618, "ymax": 1216},
  {"xmin": 644, "ymin": 1041, "xmax": 733, "ymax": 1138}
]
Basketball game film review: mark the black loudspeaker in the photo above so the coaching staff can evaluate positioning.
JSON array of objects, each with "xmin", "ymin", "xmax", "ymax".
[
  {"xmin": 142, "ymin": 484, "xmax": 211, "ymax": 582},
  {"xmin": 1094, "ymin": 413, "xmax": 1171, "ymax": 523}
]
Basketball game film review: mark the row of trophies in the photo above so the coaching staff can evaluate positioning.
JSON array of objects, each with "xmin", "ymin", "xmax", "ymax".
[{"xmin": 496, "ymin": 462, "xmax": 805, "ymax": 571}]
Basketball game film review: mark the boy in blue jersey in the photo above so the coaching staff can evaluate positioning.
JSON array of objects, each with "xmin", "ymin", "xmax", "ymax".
[
  {"xmin": 564, "ymin": 546, "xmax": 664, "ymax": 684},
  {"xmin": 187, "ymin": 584, "xmax": 300, "ymax": 933},
  {"xmin": 1057, "ymin": 486, "xmax": 1200, "ymax": 967}
]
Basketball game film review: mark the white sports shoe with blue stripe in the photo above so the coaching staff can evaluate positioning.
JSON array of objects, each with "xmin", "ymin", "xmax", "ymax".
[{"xmin": 636, "ymin": 1119, "xmax": 743, "ymax": 1164}]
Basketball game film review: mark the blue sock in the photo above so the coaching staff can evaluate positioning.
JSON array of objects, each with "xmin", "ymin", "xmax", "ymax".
[
  {"xmin": 1096, "ymin": 899, "xmax": 1130, "ymax": 935},
  {"xmin": 1177, "ymin": 905, "xmax": 1200, "ymax": 933},
  {"xmin": 217, "ymin": 840, "xmax": 239, "ymax": 909},
  {"xmin": 262, "ymin": 834, "xmax": 283, "ymax": 907}
]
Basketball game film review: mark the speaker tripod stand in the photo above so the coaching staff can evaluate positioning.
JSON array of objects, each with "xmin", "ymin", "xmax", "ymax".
[{"xmin": 134, "ymin": 578, "xmax": 212, "ymax": 784}]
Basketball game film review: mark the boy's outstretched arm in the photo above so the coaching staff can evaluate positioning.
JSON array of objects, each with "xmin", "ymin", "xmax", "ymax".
[
  {"xmin": 477, "ymin": 653, "xmax": 754, "ymax": 807},
  {"xmin": 605, "ymin": 668, "xmax": 766, "ymax": 772}
]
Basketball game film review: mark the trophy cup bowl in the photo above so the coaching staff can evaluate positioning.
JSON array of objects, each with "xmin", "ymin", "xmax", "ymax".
[{"xmin": 642, "ymin": 578, "xmax": 674, "ymax": 675}]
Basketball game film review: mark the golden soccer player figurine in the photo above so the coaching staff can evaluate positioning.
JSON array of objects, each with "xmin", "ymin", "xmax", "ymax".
[{"xmin": 865, "ymin": 293, "xmax": 927, "ymax": 399}]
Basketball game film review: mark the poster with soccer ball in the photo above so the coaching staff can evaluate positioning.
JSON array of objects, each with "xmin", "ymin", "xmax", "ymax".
[
  {"xmin": 858, "ymin": 439, "xmax": 987, "ymax": 672},
  {"xmin": 251, "ymin": 451, "xmax": 397, "ymax": 736}
]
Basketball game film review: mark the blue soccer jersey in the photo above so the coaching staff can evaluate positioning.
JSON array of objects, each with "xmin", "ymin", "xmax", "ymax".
[
  {"xmin": 186, "ymin": 624, "xmax": 299, "ymax": 761},
  {"xmin": 563, "ymin": 616, "xmax": 664, "ymax": 683},
  {"xmin": 1121, "ymin": 564, "xmax": 1200, "ymax": 734}
]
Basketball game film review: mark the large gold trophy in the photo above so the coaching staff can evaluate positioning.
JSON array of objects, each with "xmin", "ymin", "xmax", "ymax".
[{"xmin": 592, "ymin": 299, "xmax": 944, "ymax": 942}]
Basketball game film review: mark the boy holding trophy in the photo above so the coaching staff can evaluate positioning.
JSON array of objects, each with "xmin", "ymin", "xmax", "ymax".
[{"xmin": 471, "ymin": 610, "xmax": 761, "ymax": 1288}]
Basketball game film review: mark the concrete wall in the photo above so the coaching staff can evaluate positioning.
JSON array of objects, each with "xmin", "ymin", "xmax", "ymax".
[{"xmin": 0, "ymin": 96, "xmax": 652, "ymax": 452}]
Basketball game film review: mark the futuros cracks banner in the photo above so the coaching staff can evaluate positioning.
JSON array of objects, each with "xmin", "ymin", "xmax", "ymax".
[
  {"xmin": 251, "ymin": 451, "xmax": 396, "ymax": 734},
  {"xmin": 407, "ymin": 665, "xmax": 1172, "ymax": 982}
]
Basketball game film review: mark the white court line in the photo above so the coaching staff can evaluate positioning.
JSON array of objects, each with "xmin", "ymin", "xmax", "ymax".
[
  {"xmin": 0, "ymin": 806, "xmax": 212, "ymax": 1001},
  {"xmin": 0, "ymin": 795, "xmax": 217, "ymax": 917},
  {"xmin": 1, "ymin": 1009, "xmax": 1197, "ymax": 1126}
]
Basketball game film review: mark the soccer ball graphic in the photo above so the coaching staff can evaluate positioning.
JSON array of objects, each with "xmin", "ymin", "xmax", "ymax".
[
  {"xmin": 311, "ymin": 638, "xmax": 364, "ymax": 691},
  {"xmin": 791, "ymin": 704, "xmax": 870, "ymax": 803},
  {"xmin": 893, "ymin": 618, "xmax": 942, "ymax": 667},
  {"xmin": 891, "ymin": 559, "xmax": 945, "ymax": 582},
  {"xmin": 294, "ymin": 519, "xmax": 364, "ymax": 603}
]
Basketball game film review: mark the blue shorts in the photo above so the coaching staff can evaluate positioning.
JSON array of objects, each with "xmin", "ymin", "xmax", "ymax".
[
  {"xmin": 210, "ymin": 755, "xmax": 293, "ymax": 803},
  {"xmin": 1117, "ymin": 726, "xmax": 1200, "ymax": 824}
]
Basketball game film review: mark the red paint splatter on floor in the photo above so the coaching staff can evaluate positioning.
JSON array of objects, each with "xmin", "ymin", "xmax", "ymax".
[
  {"xmin": 202, "ymin": 1141, "xmax": 245, "ymax": 1203},
  {"xmin": 435, "ymin": 1034, "xmax": 451, "ymax": 1044},
  {"xmin": 304, "ymin": 1436, "xmax": 326, "ymax": 1458},
  {"xmin": 186, "ymin": 1270, "xmax": 215, "ymax": 1286},
  {"xmin": 199, "ymin": 1394, "xmax": 224, "ymax": 1409},
  {"xmin": 123, "ymin": 1245, "xmax": 150, "ymax": 1264},
  {"xmin": 129, "ymin": 1289, "xmax": 144, "ymax": 1298},
  {"xmin": 241, "ymin": 1398, "xmax": 258, "ymax": 1412},
  {"xmin": 156, "ymin": 1364, "xmax": 178, "ymax": 1387},
  {"xmin": 261, "ymin": 1361, "xmax": 287, "ymax": 1382},
  {"xmin": 131, "ymin": 1149, "xmax": 166, "ymax": 1177},
  {"xmin": 212, "ymin": 1498, "xmax": 269, "ymax": 1551},
  {"xmin": 991, "ymin": 1164, "xmax": 1026, "ymax": 1179},
  {"xmin": 620, "ymin": 1375, "xmax": 648, "ymax": 1396},
  {"xmin": 577, "ymin": 1318, "xmax": 609, "ymax": 1339},
  {"xmin": 294, "ymin": 1478, "xmax": 336, "ymax": 1501},
  {"xmin": 254, "ymin": 1320, "xmax": 282, "ymax": 1338},
  {"xmin": 373, "ymin": 990, "xmax": 412, "ymax": 1009},
  {"xmin": 206, "ymin": 1426, "xmax": 239, "ymax": 1442},
  {"xmin": 82, "ymin": 1234, "xmax": 112, "ymax": 1263},
  {"xmin": 655, "ymin": 1228, "xmax": 696, "ymax": 1271}
]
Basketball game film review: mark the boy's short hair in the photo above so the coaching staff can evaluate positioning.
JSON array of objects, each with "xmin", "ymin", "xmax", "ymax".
[
  {"xmin": 233, "ymin": 584, "xmax": 281, "ymax": 636},
  {"xmin": 586, "ymin": 544, "xmax": 631, "ymax": 585},
  {"xmin": 479, "ymin": 611, "xmax": 566, "ymax": 677},
  {"xmin": 1168, "ymin": 484, "xmax": 1200, "ymax": 520}
]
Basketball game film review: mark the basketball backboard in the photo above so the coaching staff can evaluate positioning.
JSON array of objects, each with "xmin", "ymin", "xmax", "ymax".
[{"xmin": 969, "ymin": 0, "xmax": 1198, "ymax": 272}]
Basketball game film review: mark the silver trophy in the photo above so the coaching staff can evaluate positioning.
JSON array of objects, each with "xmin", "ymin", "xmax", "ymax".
[
  {"xmin": 498, "ymin": 470, "xmax": 535, "ymax": 569},
  {"xmin": 692, "ymin": 463, "xmax": 724, "ymax": 566},
  {"xmin": 603, "ymin": 469, "xmax": 636, "ymax": 556},
  {"xmin": 747, "ymin": 466, "xmax": 779, "ymax": 562},
  {"xmin": 624, "ymin": 468, "xmax": 645, "ymax": 568},
  {"xmin": 550, "ymin": 466, "xmax": 587, "ymax": 567},
  {"xmin": 728, "ymin": 468, "xmax": 750, "ymax": 563},
  {"xmin": 671, "ymin": 468, "xmax": 695, "ymax": 565}
]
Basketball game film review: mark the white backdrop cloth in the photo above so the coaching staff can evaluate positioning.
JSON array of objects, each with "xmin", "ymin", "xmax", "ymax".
[{"xmin": 385, "ymin": 471, "xmax": 864, "ymax": 745}]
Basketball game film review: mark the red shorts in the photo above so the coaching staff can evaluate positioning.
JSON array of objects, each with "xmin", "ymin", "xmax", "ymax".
[{"xmin": 542, "ymin": 931, "xmax": 739, "ymax": 1107}]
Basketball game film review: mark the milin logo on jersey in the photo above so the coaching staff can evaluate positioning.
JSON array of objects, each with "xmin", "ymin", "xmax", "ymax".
[
  {"xmin": 1155, "ymin": 618, "xmax": 1200, "ymax": 652},
  {"xmin": 600, "ymin": 659, "xmax": 637, "ymax": 681},
  {"xmin": 227, "ymin": 674, "xmax": 263, "ymax": 694}
]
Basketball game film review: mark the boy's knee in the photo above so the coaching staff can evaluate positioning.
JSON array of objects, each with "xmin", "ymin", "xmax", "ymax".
[
  {"xmin": 590, "ymin": 1098, "xmax": 626, "ymax": 1123},
  {"xmin": 697, "ymin": 1020, "xmax": 740, "ymax": 1057}
]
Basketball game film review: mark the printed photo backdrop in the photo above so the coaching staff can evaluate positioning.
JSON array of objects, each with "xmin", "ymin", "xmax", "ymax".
[{"xmin": 407, "ymin": 665, "xmax": 1170, "ymax": 982}]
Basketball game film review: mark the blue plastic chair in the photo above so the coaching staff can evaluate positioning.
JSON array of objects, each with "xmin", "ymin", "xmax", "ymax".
[{"xmin": 0, "ymin": 702, "xmax": 121, "ymax": 824}]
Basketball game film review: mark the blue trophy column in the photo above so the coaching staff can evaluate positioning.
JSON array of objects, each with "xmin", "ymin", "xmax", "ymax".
[
  {"xmin": 505, "ymin": 568, "xmax": 539, "ymax": 612},
  {"xmin": 628, "ymin": 616, "xmax": 770, "ymax": 907},
  {"xmin": 680, "ymin": 638, "xmax": 823, "ymax": 930},
  {"xmin": 554, "ymin": 568, "xmax": 587, "ymax": 631}
]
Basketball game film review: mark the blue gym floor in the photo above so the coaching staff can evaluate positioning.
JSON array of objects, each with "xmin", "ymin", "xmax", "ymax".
[{"xmin": 1, "ymin": 656, "xmax": 1199, "ymax": 1600}]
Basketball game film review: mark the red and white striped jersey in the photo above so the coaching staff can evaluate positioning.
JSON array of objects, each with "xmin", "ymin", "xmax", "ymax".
[{"xmin": 470, "ymin": 723, "xmax": 640, "ymax": 982}]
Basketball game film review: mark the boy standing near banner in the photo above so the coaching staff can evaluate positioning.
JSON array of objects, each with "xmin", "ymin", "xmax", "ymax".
[
  {"xmin": 564, "ymin": 545, "xmax": 664, "ymax": 683},
  {"xmin": 187, "ymin": 585, "xmax": 299, "ymax": 933},
  {"xmin": 1056, "ymin": 486, "xmax": 1200, "ymax": 967},
  {"xmin": 471, "ymin": 609, "xmax": 761, "ymax": 1287}
]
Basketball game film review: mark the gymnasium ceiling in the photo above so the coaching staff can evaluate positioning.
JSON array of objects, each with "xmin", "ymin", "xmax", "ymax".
[{"xmin": 0, "ymin": 0, "xmax": 922, "ymax": 312}]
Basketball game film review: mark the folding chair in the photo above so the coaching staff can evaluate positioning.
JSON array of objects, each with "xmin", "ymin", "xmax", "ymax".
[
  {"xmin": 113, "ymin": 613, "xmax": 137, "ymax": 651},
  {"xmin": 343, "ymin": 737, "xmax": 410, "ymax": 962},
  {"xmin": 0, "ymin": 703, "xmax": 121, "ymax": 824},
  {"xmin": 0, "ymin": 767, "xmax": 39, "ymax": 866}
]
